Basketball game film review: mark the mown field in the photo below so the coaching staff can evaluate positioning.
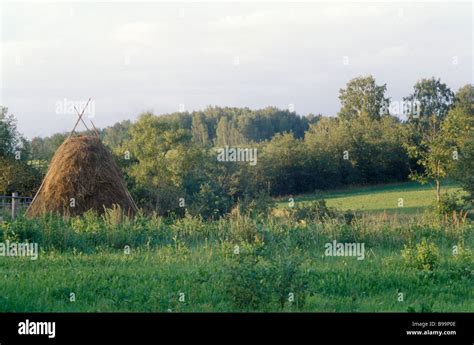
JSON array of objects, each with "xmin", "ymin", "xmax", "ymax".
[
  {"xmin": 0, "ymin": 182, "xmax": 472, "ymax": 312},
  {"xmin": 276, "ymin": 181, "xmax": 464, "ymax": 214}
]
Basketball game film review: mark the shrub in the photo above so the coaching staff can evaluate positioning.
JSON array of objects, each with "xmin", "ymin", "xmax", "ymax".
[
  {"xmin": 188, "ymin": 181, "xmax": 233, "ymax": 220},
  {"xmin": 401, "ymin": 238, "xmax": 440, "ymax": 271},
  {"xmin": 228, "ymin": 215, "xmax": 262, "ymax": 244},
  {"xmin": 223, "ymin": 246, "xmax": 274, "ymax": 310},
  {"xmin": 436, "ymin": 192, "xmax": 467, "ymax": 216},
  {"xmin": 232, "ymin": 192, "xmax": 274, "ymax": 218},
  {"xmin": 451, "ymin": 244, "xmax": 473, "ymax": 277},
  {"xmin": 223, "ymin": 242, "xmax": 308, "ymax": 311},
  {"xmin": 290, "ymin": 200, "xmax": 335, "ymax": 221},
  {"xmin": 270, "ymin": 252, "xmax": 308, "ymax": 310}
]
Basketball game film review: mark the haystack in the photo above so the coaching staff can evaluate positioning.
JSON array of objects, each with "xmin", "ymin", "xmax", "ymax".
[{"xmin": 26, "ymin": 135, "xmax": 137, "ymax": 217}]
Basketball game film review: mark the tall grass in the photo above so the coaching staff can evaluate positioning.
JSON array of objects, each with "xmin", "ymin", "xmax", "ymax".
[{"xmin": 0, "ymin": 209, "xmax": 472, "ymax": 312}]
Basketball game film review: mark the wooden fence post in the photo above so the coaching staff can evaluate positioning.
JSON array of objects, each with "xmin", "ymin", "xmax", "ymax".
[{"xmin": 12, "ymin": 192, "xmax": 18, "ymax": 219}]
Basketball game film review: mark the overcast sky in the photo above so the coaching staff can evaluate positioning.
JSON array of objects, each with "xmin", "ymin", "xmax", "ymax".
[{"xmin": 1, "ymin": 1, "xmax": 472, "ymax": 138}]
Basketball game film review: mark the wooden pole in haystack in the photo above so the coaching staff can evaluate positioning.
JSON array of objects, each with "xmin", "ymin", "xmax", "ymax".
[{"xmin": 69, "ymin": 98, "xmax": 92, "ymax": 138}]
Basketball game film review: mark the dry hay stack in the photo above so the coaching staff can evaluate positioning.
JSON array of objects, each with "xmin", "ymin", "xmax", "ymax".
[{"xmin": 26, "ymin": 135, "xmax": 137, "ymax": 217}]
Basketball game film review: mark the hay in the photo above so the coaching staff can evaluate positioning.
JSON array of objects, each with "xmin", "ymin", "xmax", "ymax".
[{"xmin": 26, "ymin": 135, "xmax": 137, "ymax": 217}]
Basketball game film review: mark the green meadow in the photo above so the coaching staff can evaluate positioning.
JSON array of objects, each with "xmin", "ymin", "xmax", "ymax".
[
  {"xmin": 0, "ymin": 182, "xmax": 472, "ymax": 312},
  {"xmin": 277, "ymin": 181, "xmax": 464, "ymax": 214}
]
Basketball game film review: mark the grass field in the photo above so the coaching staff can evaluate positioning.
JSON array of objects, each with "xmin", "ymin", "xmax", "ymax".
[
  {"xmin": 277, "ymin": 181, "xmax": 463, "ymax": 214},
  {"xmin": 0, "ymin": 182, "xmax": 472, "ymax": 312}
]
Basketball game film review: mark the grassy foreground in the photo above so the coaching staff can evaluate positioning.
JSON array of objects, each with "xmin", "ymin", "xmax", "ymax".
[{"xmin": 0, "ymin": 183, "xmax": 472, "ymax": 312}]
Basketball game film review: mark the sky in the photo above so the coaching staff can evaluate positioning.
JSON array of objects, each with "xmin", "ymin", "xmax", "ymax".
[{"xmin": 0, "ymin": 1, "xmax": 472, "ymax": 138}]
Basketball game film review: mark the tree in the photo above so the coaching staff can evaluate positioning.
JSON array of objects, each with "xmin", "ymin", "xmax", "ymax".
[
  {"xmin": 0, "ymin": 107, "xmax": 41, "ymax": 195},
  {"xmin": 404, "ymin": 78, "xmax": 455, "ymax": 122},
  {"xmin": 191, "ymin": 113, "xmax": 210, "ymax": 146},
  {"xmin": 215, "ymin": 117, "xmax": 244, "ymax": 146},
  {"xmin": 260, "ymin": 133, "xmax": 308, "ymax": 195},
  {"xmin": 30, "ymin": 132, "xmax": 68, "ymax": 163},
  {"xmin": 338, "ymin": 76, "xmax": 389, "ymax": 121},
  {"xmin": 444, "ymin": 85, "xmax": 474, "ymax": 202},
  {"xmin": 305, "ymin": 114, "xmax": 409, "ymax": 189},
  {"xmin": 103, "ymin": 120, "xmax": 132, "ymax": 150},
  {"xmin": 403, "ymin": 78, "xmax": 455, "ymax": 204},
  {"xmin": 123, "ymin": 113, "xmax": 192, "ymax": 213},
  {"xmin": 123, "ymin": 112, "xmax": 234, "ymax": 217},
  {"xmin": 0, "ymin": 106, "xmax": 20, "ymax": 158}
]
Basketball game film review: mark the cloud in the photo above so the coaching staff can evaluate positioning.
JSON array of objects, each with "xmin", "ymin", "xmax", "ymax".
[
  {"xmin": 0, "ymin": 2, "xmax": 471, "ymax": 138},
  {"xmin": 112, "ymin": 21, "xmax": 170, "ymax": 46}
]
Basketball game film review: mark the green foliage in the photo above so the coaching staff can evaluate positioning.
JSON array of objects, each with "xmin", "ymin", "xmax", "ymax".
[
  {"xmin": 451, "ymin": 244, "xmax": 473, "ymax": 278},
  {"xmin": 404, "ymin": 77, "xmax": 455, "ymax": 121},
  {"xmin": 0, "ymin": 210, "xmax": 471, "ymax": 312},
  {"xmin": 271, "ymin": 252, "xmax": 308, "ymax": 309},
  {"xmin": 260, "ymin": 133, "xmax": 308, "ymax": 195},
  {"xmin": 0, "ymin": 107, "xmax": 42, "ymax": 195},
  {"xmin": 304, "ymin": 115, "xmax": 409, "ymax": 188},
  {"xmin": 0, "ymin": 157, "xmax": 41, "ymax": 195},
  {"xmin": 435, "ymin": 192, "xmax": 467, "ymax": 216},
  {"xmin": 446, "ymin": 85, "xmax": 474, "ymax": 203},
  {"xmin": 187, "ymin": 181, "xmax": 233, "ymax": 219},
  {"xmin": 337, "ymin": 75, "xmax": 389, "ymax": 121},
  {"xmin": 29, "ymin": 132, "xmax": 68, "ymax": 163},
  {"xmin": 233, "ymin": 192, "xmax": 274, "ymax": 218},
  {"xmin": 454, "ymin": 135, "xmax": 474, "ymax": 204},
  {"xmin": 223, "ymin": 245, "xmax": 274, "ymax": 310},
  {"xmin": 290, "ymin": 200, "xmax": 336, "ymax": 221},
  {"xmin": 102, "ymin": 120, "xmax": 132, "ymax": 150},
  {"xmin": 401, "ymin": 238, "xmax": 440, "ymax": 271},
  {"xmin": 403, "ymin": 78, "xmax": 457, "ymax": 205},
  {"xmin": 223, "ymin": 243, "xmax": 308, "ymax": 311},
  {"xmin": 0, "ymin": 107, "xmax": 21, "ymax": 158},
  {"xmin": 3, "ymin": 79, "xmax": 471, "ymax": 220}
]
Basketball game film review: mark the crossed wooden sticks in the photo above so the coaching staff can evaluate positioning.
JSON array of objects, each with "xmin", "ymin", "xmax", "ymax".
[{"xmin": 69, "ymin": 97, "xmax": 100, "ymax": 138}]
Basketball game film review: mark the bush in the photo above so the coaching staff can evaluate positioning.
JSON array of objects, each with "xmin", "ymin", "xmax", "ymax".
[
  {"xmin": 228, "ymin": 215, "xmax": 261, "ymax": 244},
  {"xmin": 290, "ymin": 200, "xmax": 336, "ymax": 221},
  {"xmin": 188, "ymin": 181, "xmax": 233, "ymax": 219},
  {"xmin": 270, "ymin": 252, "xmax": 308, "ymax": 309},
  {"xmin": 451, "ymin": 244, "xmax": 473, "ymax": 277},
  {"xmin": 436, "ymin": 192, "xmax": 467, "ymax": 216},
  {"xmin": 223, "ymin": 245, "xmax": 274, "ymax": 310},
  {"xmin": 223, "ymin": 242, "xmax": 308, "ymax": 311},
  {"xmin": 401, "ymin": 238, "xmax": 440, "ymax": 271},
  {"xmin": 232, "ymin": 192, "xmax": 274, "ymax": 218}
]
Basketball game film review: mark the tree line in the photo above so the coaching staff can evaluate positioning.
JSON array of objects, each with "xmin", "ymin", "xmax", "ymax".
[{"xmin": 1, "ymin": 76, "xmax": 472, "ymax": 218}]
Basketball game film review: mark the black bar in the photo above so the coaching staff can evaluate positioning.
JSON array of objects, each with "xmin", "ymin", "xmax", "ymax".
[{"xmin": 0, "ymin": 313, "xmax": 472, "ymax": 345}]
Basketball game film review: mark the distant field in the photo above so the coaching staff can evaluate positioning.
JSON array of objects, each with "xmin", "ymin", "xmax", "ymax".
[{"xmin": 276, "ymin": 181, "xmax": 464, "ymax": 215}]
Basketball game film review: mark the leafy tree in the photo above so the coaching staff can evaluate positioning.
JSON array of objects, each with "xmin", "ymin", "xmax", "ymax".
[
  {"xmin": 444, "ymin": 85, "xmax": 474, "ymax": 202},
  {"xmin": 404, "ymin": 77, "xmax": 455, "ymax": 122},
  {"xmin": 0, "ymin": 107, "xmax": 41, "ymax": 195},
  {"xmin": 260, "ymin": 133, "xmax": 308, "ymax": 195},
  {"xmin": 30, "ymin": 132, "xmax": 68, "ymax": 163},
  {"xmin": 403, "ymin": 78, "xmax": 455, "ymax": 204},
  {"xmin": 123, "ymin": 113, "xmax": 192, "ymax": 213},
  {"xmin": 102, "ymin": 120, "xmax": 132, "ymax": 150},
  {"xmin": 338, "ymin": 76, "xmax": 389, "ymax": 121},
  {"xmin": 0, "ymin": 157, "xmax": 40, "ymax": 195},
  {"xmin": 215, "ymin": 117, "xmax": 245, "ymax": 146},
  {"xmin": 305, "ymin": 115, "xmax": 409, "ymax": 189},
  {"xmin": 0, "ymin": 106, "xmax": 20, "ymax": 158},
  {"xmin": 304, "ymin": 117, "xmax": 352, "ymax": 188},
  {"xmin": 191, "ymin": 113, "xmax": 210, "ymax": 146},
  {"xmin": 123, "ymin": 113, "xmax": 234, "ymax": 217}
]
